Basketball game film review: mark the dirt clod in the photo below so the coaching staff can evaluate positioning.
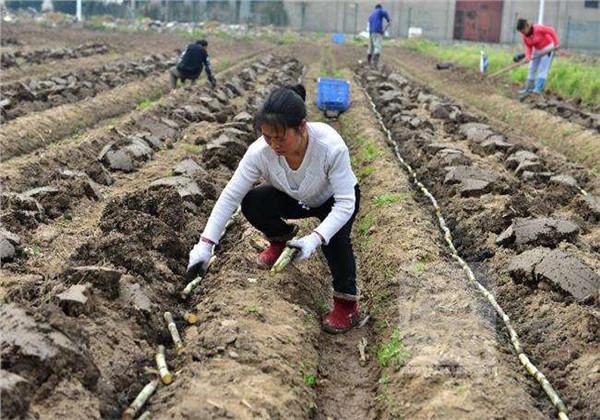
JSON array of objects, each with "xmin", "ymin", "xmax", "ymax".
[
  {"xmin": 63, "ymin": 265, "xmax": 122, "ymax": 299},
  {"xmin": 496, "ymin": 217, "xmax": 579, "ymax": 250},
  {"xmin": 0, "ymin": 304, "xmax": 100, "ymax": 418},
  {"xmin": 173, "ymin": 158, "xmax": 206, "ymax": 177},
  {"xmin": 508, "ymin": 248, "xmax": 600, "ymax": 300},
  {"xmin": 56, "ymin": 284, "xmax": 94, "ymax": 316},
  {"xmin": 444, "ymin": 165, "xmax": 503, "ymax": 196}
]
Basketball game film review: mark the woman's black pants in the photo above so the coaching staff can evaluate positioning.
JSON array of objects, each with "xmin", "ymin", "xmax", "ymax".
[{"xmin": 241, "ymin": 184, "xmax": 360, "ymax": 297}]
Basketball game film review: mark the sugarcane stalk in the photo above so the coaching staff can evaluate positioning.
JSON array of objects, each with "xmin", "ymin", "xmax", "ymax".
[
  {"xmin": 270, "ymin": 246, "xmax": 299, "ymax": 274},
  {"xmin": 156, "ymin": 345, "xmax": 173, "ymax": 385},
  {"xmin": 181, "ymin": 255, "xmax": 217, "ymax": 299},
  {"xmin": 122, "ymin": 379, "xmax": 159, "ymax": 420},
  {"xmin": 138, "ymin": 411, "xmax": 151, "ymax": 420},
  {"xmin": 163, "ymin": 312, "xmax": 184, "ymax": 353},
  {"xmin": 357, "ymin": 337, "xmax": 368, "ymax": 362}
]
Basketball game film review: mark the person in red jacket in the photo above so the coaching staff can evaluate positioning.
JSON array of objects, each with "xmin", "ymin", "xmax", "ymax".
[{"xmin": 516, "ymin": 18, "xmax": 560, "ymax": 96}]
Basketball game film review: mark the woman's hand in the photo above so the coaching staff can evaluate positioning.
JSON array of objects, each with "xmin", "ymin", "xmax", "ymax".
[
  {"xmin": 186, "ymin": 239, "xmax": 214, "ymax": 280},
  {"xmin": 287, "ymin": 232, "xmax": 322, "ymax": 262}
]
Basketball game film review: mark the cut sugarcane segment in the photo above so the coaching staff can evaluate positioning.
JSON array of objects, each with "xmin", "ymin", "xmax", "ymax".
[
  {"xmin": 271, "ymin": 246, "xmax": 299, "ymax": 274},
  {"xmin": 156, "ymin": 345, "xmax": 173, "ymax": 385},
  {"xmin": 122, "ymin": 379, "xmax": 159, "ymax": 420},
  {"xmin": 163, "ymin": 311, "xmax": 184, "ymax": 353},
  {"xmin": 181, "ymin": 256, "xmax": 217, "ymax": 299},
  {"xmin": 183, "ymin": 312, "xmax": 198, "ymax": 324}
]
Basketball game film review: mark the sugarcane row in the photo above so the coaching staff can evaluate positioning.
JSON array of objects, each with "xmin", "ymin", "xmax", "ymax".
[
  {"xmin": 121, "ymin": 209, "xmax": 242, "ymax": 418},
  {"xmin": 357, "ymin": 77, "xmax": 570, "ymax": 420}
]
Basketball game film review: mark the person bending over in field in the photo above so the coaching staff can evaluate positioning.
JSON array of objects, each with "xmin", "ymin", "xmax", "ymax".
[
  {"xmin": 170, "ymin": 39, "xmax": 216, "ymax": 89},
  {"xmin": 515, "ymin": 18, "xmax": 560, "ymax": 97},
  {"xmin": 186, "ymin": 84, "xmax": 362, "ymax": 334}
]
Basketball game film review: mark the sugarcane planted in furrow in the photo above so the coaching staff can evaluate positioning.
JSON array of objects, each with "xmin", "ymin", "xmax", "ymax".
[
  {"xmin": 122, "ymin": 379, "xmax": 159, "ymax": 420},
  {"xmin": 156, "ymin": 345, "xmax": 173, "ymax": 385},
  {"xmin": 163, "ymin": 311, "xmax": 184, "ymax": 353},
  {"xmin": 181, "ymin": 255, "xmax": 217, "ymax": 299}
]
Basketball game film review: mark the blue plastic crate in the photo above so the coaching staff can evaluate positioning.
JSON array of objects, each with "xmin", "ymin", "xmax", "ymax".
[
  {"xmin": 331, "ymin": 33, "xmax": 346, "ymax": 44},
  {"xmin": 316, "ymin": 78, "xmax": 351, "ymax": 113}
]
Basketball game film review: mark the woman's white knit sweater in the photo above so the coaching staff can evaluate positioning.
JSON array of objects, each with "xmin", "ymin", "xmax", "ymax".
[{"xmin": 202, "ymin": 122, "xmax": 358, "ymax": 245}]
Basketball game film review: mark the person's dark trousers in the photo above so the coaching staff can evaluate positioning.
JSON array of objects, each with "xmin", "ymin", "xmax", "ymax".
[
  {"xmin": 169, "ymin": 66, "xmax": 199, "ymax": 89},
  {"xmin": 241, "ymin": 184, "xmax": 361, "ymax": 297}
]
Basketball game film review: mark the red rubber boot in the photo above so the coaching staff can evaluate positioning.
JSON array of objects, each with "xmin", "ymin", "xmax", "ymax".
[
  {"xmin": 322, "ymin": 296, "xmax": 360, "ymax": 334},
  {"xmin": 257, "ymin": 240, "xmax": 287, "ymax": 269}
]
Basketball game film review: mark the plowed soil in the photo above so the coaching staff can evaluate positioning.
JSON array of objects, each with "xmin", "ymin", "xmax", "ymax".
[{"xmin": 1, "ymin": 25, "xmax": 598, "ymax": 420}]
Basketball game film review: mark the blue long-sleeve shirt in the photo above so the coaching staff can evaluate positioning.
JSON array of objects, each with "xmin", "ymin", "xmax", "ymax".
[
  {"xmin": 368, "ymin": 8, "xmax": 390, "ymax": 34},
  {"xmin": 177, "ymin": 43, "xmax": 214, "ymax": 82}
]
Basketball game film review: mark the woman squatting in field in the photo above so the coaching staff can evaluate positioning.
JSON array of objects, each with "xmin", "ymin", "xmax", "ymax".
[{"xmin": 186, "ymin": 85, "xmax": 362, "ymax": 333}]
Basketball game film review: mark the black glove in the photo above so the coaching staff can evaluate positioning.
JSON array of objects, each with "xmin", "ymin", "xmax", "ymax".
[
  {"xmin": 209, "ymin": 78, "xmax": 217, "ymax": 88},
  {"xmin": 513, "ymin": 53, "xmax": 526, "ymax": 63}
]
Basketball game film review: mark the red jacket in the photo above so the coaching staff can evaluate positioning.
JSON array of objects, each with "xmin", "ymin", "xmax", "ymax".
[{"xmin": 521, "ymin": 24, "xmax": 560, "ymax": 60}]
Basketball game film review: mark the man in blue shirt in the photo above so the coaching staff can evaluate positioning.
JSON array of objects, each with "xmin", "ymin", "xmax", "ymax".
[
  {"xmin": 367, "ymin": 4, "xmax": 390, "ymax": 68},
  {"xmin": 169, "ymin": 39, "xmax": 216, "ymax": 89}
]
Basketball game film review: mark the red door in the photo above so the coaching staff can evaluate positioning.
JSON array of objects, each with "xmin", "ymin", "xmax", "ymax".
[{"xmin": 454, "ymin": 0, "xmax": 503, "ymax": 43}]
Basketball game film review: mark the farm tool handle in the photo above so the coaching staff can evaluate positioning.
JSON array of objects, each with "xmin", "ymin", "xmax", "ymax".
[
  {"xmin": 487, "ymin": 47, "xmax": 558, "ymax": 78},
  {"xmin": 487, "ymin": 60, "xmax": 528, "ymax": 78}
]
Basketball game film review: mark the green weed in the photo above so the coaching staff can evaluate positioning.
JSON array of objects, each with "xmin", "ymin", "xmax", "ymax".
[
  {"xmin": 357, "ymin": 165, "xmax": 375, "ymax": 180},
  {"xmin": 29, "ymin": 245, "xmax": 42, "ymax": 256},
  {"xmin": 402, "ymin": 38, "xmax": 600, "ymax": 103},
  {"xmin": 137, "ymin": 98, "xmax": 154, "ymax": 110},
  {"xmin": 374, "ymin": 392, "xmax": 387, "ymax": 402},
  {"xmin": 360, "ymin": 142, "xmax": 380, "ymax": 163},
  {"xmin": 181, "ymin": 144, "xmax": 203, "ymax": 155},
  {"xmin": 315, "ymin": 298, "xmax": 329, "ymax": 315},
  {"xmin": 378, "ymin": 374, "xmax": 390, "ymax": 385},
  {"xmin": 303, "ymin": 373, "xmax": 317, "ymax": 387},
  {"xmin": 372, "ymin": 192, "xmax": 409, "ymax": 207},
  {"xmin": 245, "ymin": 304, "xmax": 262, "ymax": 315},
  {"xmin": 299, "ymin": 362, "xmax": 317, "ymax": 387},
  {"xmin": 377, "ymin": 329, "xmax": 410, "ymax": 370},
  {"xmin": 357, "ymin": 214, "xmax": 376, "ymax": 237}
]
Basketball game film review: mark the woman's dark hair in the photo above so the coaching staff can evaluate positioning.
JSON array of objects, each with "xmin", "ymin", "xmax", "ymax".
[
  {"xmin": 286, "ymin": 84, "xmax": 306, "ymax": 101},
  {"xmin": 516, "ymin": 18, "xmax": 528, "ymax": 31},
  {"xmin": 255, "ymin": 84, "xmax": 307, "ymax": 131}
]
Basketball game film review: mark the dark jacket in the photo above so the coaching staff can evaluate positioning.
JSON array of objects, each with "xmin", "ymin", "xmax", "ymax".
[{"xmin": 177, "ymin": 43, "xmax": 214, "ymax": 82}]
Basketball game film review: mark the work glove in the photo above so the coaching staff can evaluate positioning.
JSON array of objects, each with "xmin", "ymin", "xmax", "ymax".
[
  {"xmin": 186, "ymin": 240, "xmax": 214, "ymax": 281},
  {"xmin": 287, "ymin": 232, "xmax": 322, "ymax": 263},
  {"xmin": 209, "ymin": 77, "xmax": 217, "ymax": 89},
  {"xmin": 513, "ymin": 53, "xmax": 526, "ymax": 63}
]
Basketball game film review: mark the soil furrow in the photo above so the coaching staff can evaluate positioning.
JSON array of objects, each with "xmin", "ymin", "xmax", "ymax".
[
  {"xmin": 0, "ymin": 51, "xmax": 283, "ymax": 273},
  {"xmin": 1, "ymin": 54, "xmax": 308, "ymax": 419},
  {"xmin": 359, "ymin": 64, "xmax": 599, "ymax": 419},
  {"xmin": 0, "ymin": 46, "xmax": 273, "ymax": 165},
  {"xmin": 0, "ymin": 53, "xmax": 177, "ymax": 123},
  {"xmin": 386, "ymin": 48, "xmax": 600, "ymax": 176}
]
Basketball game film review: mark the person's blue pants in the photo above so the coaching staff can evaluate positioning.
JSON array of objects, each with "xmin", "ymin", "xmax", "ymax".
[{"xmin": 528, "ymin": 51, "xmax": 554, "ymax": 81}]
